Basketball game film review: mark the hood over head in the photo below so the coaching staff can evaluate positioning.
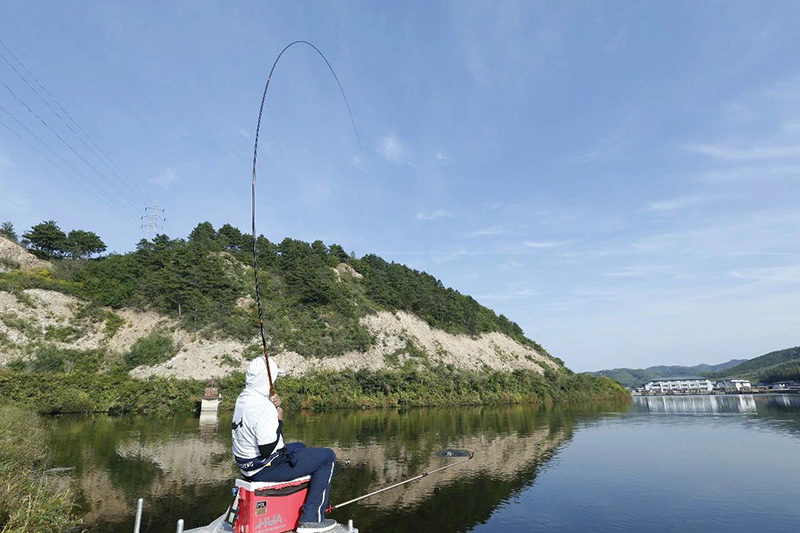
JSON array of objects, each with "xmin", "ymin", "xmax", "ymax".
[{"xmin": 245, "ymin": 356, "xmax": 284, "ymax": 396}]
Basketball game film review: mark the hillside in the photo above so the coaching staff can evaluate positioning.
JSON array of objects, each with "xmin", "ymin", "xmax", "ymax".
[
  {"xmin": 591, "ymin": 359, "xmax": 746, "ymax": 388},
  {"xmin": 0, "ymin": 225, "xmax": 597, "ymax": 386},
  {"xmin": 707, "ymin": 347, "xmax": 800, "ymax": 383}
]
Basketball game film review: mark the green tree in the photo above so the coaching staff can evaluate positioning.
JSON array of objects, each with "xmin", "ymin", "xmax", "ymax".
[
  {"xmin": 278, "ymin": 238, "xmax": 335, "ymax": 304},
  {"xmin": 0, "ymin": 221, "xmax": 17, "ymax": 242},
  {"xmin": 22, "ymin": 220, "xmax": 67, "ymax": 259},
  {"xmin": 65, "ymin": 229, "xmax": 106, "ymax": 259},
  {"xmin": 188, "ymin": 221, "xmax": 217, "ymax": 249},
  {"xmin": 329, "ymin": 243, "xmax": 349, "ymax": 264},
  {"xmin": 218, "ymin": 224, "xmax": 246, "ymax": 252}
]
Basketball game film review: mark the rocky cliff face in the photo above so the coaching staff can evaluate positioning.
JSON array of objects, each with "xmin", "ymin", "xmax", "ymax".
[
  {"xmin": 0, "ymin": 287, "xmax": 556, "ymax": 379},
  {"xmin": 0, "ymin": 236, "xmax": 50, "ymax": 271},
  {"xmin": 0, "ymin": 237, "xmax": 557, "ymax": 380}
]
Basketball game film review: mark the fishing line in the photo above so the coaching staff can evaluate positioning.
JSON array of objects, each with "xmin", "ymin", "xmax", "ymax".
[{"xmin": 250, "ymin": 41, "xmax": 362, "ymax": 395}]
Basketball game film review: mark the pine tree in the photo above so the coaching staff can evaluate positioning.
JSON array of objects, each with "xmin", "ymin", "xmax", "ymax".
[
  {"xmin": 0, "ymin": 221, "xmax": 17, "ymax": 242},
  {"xmin": 22, "ymin": 220, "xmax": 67, "ymax": 259},
  {"xmin": 65, "ymin": 230, "xmax": 106, "ymax": 259}
]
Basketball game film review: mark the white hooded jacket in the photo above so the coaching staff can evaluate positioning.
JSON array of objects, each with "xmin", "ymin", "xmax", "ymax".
[{"xmin": 231, "ymin": 357, "xmax": 285, "ymax": 476}]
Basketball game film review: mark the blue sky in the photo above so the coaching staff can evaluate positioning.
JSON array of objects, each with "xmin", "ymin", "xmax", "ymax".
[{"xmin": 1, "ymin": 1, "xmax": 799, "ymax": 371}]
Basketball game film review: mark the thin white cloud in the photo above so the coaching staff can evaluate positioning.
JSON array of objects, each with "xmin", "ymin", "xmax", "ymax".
[
  {"xmin": 478, "ymin": 287, "xmax": 539, "ymax": 300},
  {"xmin": 682, "ymin": 76, "xmax": 800, "ymax": 188},
  {"xmin": 468, "ymin": 226, "xmax": 506, "ymax": 237},
  {"xmin": 645, "ymin": 195, "xmax": 709, "ymax": 212},
  {"xmin": 434, "ymin": 150, "xmax": 451, "ymax": 164},
  {"xmin": 352, "ymin": 156, "xmax": 366, "ymax": 172},
  {"xmin": 606, "ymin": 265, "xmax": 672, "ymax": 278},
  {"xmin": 430, "ymin": 247, "xmax": 507, "ymax": 263},
  {"xmin": 730, "ymin": 265, "xmax": 800, "ymax": 283},
  {"xmin": 523, "ymin": 240, "xmax": 569, "ymax": 249},
  {"xmin": 415, "ymin": 209, "xmax": 453, "ymax": 221},
  {"xmin": 684, "ymin": 143, "xmax": 800, "ymax": 161},
  {"xmin": 149, "ymin": 168, "xmax": 179, "ymax": 186},
  {"xmin": 378, "ymin": 135, "xmax": 411, "ymax": 165},
  {"xmin": 700, "ymin": 165, "xmax": 800, "ymax": 181}
]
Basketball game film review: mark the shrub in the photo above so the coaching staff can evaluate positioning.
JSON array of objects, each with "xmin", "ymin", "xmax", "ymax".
[
  {"xmin": 37, "ymin": 387, "xmax": 96, "ymax": 414},
  {"xmin": 104, "ymin": 312, "xmax": 125, "ymax": 337},
  {"xmin": 31, "ymin": 344, "xmax": 105, "ymax": 374},
  {"xmin": 219, "ymin": 353, "xmax": 240, "ymax": 368},
  {"xmin": 125, "ymin": 331, "xmax": 177, "ymax": 369},
  {"xmin": 0, "ymin": 268, "xmax": 82, "ymax": 298},
  {"xmin": 76, "ymin": 304, "xmax": 126, "ymax": 338},
  {"xmin": 44, "ymin": 324, "xmax": 85, "ymax": 343},
  {"xmin": 0, "ymin": 311, "xmax": 39, "ymax": 338},
  {"xmin": 5, "ymin": 358, "xmax": 26, "ymax": 372},
  {"xmin": 0, "ymin": 258, "xmax": 20, "ymax": 271}
]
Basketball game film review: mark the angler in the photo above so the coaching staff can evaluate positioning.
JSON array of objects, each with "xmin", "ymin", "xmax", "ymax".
[
  {"xmin": 231, "ymin": 357, "xmax": 339, "ymax": 533},
  {"xmin": 175, "ymin": 41, "xmax": 366, "ymax": 533}
]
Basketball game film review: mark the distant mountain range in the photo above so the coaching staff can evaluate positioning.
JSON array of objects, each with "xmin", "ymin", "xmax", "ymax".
[
  {"xmin": 591, "ymin": 359, "xmax": 747, "ymax": 388},
  {"xmin": 593, "ymin": 345, "xmax": 800, "ymax": 387}
]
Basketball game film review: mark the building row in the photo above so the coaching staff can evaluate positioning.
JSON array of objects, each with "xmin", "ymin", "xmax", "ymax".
[{"xmin": 640, "ymin": 376, "xmax": 752, "ymax": 394}]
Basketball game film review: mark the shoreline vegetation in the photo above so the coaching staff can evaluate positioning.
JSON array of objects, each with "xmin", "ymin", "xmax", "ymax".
[
  {"xmin": 0, "ymin": 367, "xmax": 629, "ymax": 415},
  {"xmin": 1, "ymin": 223, "xmax": 629, "ymax": 419},
  {"xmin": 0, "ymin": 406, "xmax": 81, "ymax": 532}
]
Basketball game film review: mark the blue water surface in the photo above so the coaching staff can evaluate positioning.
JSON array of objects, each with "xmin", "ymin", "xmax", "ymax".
[
  {"xmin": 473, "ymin": 395, "xmax": 800, "ymax": 532},
  {"xmin": 45, "ymin": 394, "xmax": 800, "ymax": 532}
]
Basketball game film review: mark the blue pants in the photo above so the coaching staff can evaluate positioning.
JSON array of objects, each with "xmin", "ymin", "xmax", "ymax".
[{"xmin": 248, "ymin": 442, "xmax": 336, "ymax": 523}]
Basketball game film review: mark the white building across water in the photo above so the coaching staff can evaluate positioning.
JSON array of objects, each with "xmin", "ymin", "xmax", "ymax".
[
  {"xmin": 715, "ymin": 379, "xmax": 752, "ymax": 391},
  {"xmin": 644, "ymin": 377, "xmax": 714, "ymax": 394}
]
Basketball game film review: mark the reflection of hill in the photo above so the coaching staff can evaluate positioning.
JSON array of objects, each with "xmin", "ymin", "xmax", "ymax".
[
  {"xmin": 334, "ymin": 427, "xmax": 567, "ymax": 511},
  {"xmin": 44, "ymin": 404, "xmax": 627, "ymax": 532},
  {"xmin": 76, "ymin": 434, "xmax": 237, "ymax": 524},
  {"xmin": 329, "ymin": 427, "xmax": 570, "ymax": 532}
]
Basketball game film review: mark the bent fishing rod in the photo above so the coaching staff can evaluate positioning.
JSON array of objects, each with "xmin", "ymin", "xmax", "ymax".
[
  {"xmin": 250, "ymin": 41, "xmax": 361, "ymax": 395},
  {"xmin": 326, "ymin": 451, "xmax": 475, "ymax": 512}
]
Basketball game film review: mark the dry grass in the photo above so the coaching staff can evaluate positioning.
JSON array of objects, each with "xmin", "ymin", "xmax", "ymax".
[{"xmin": 0, "ymin": 406, "xmax": 80, "ymax": 532}]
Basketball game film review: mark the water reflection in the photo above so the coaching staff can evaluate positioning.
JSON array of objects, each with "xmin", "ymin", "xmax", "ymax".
[
  {"xmin": 43, "ymin": 402, "xmax": 629, "ymax": 532},
  {"xmin": 41, "ymin": 395, "xmax": 800, "ymax": 532},
  {"xmin": 633, "ymin": 394, "xmax": 757, "ymax": 414}
]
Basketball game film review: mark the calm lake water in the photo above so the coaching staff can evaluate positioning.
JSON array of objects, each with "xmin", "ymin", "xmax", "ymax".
[{"xmin": 45, "ymin": 394, "xmax": 800, "ymax": 532}]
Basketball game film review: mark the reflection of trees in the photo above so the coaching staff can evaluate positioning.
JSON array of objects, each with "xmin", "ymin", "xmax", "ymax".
[
  {"xmin": 629, "ymin": 394, "xmax": 800, "ymax": 439},
  {"xmin": 43, "ymin": 414, "xmax": 235, "ymax": 527},
  {"xmin": 754, "ymin": 395, "xmax": 800, "ymax": 438},
  {"xmin": 43, "ymin": 403, "xmax": 629, "ymax": 533},
  {"xmin": 289, "ymin": 403, "xmax": 629, "ymax": 533}
]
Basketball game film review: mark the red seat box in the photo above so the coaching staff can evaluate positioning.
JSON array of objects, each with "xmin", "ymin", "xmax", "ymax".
[{"xmin": 233, "ymin": 476, "xmax": 310, "ymax": 533}]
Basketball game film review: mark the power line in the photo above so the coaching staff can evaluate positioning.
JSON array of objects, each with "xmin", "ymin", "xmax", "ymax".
[
  {"xmin": 0, "ymin": 102, "xmax": 140, "ymax": 221},
  {"xmin": 0, "ymin": 114, "xmax": 139, "ymax": 225},
  {"xmin": 0, "ymin": 38, "xmax": 149, "ymax": 204},
  {"xmin": 0, "ymin": 78, "xmax": 143, "ymax": 214}
]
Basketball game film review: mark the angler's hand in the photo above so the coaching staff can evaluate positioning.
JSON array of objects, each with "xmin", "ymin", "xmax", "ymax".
[{"xmin": 270, "ymin": 394, "xmax": 284, "ymax": 420}]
